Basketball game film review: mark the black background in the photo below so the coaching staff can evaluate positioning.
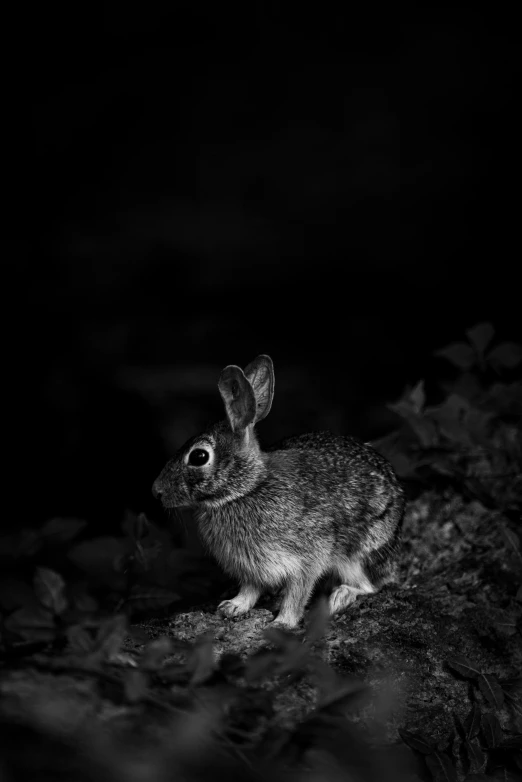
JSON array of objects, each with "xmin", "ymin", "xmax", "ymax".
[{"xmin": 5, "ymin": 7, "xmax": 520, "ymax": 532}]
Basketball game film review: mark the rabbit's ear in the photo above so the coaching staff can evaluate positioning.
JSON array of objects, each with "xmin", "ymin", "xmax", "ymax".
[
  {"xmin": 243, "ymin": 355, "xmax": 274, "ymax": 423},
  {"xmin": 218, "ymin": 365, "xmax": 257, "ymax": 433}
]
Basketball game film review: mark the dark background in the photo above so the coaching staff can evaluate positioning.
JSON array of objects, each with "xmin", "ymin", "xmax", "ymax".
[{"xmin": 5, "ymin": 7, "xmax": 519, "ymax": 533}]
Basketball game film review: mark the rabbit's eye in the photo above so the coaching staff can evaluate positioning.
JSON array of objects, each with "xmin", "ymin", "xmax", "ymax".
[{"xmin": 188, "ymin": 448, "xmax": 210, "ymax": 467}]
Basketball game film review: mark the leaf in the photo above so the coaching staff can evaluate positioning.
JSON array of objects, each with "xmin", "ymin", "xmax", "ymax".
[
  {"xmin": 68, "ymin": 537, "xmax": 132, "ymax": 587},
  {"xmin": 425, "ymin": 750, "xmax": 458, "ymax": 781},
  {"xmin": 494, "ymin": 614, "xmax": 518, "ymax": 637},
  {"xmin": 500, "ymin": 526, "xmax": 522, "ymax": 564},
  {"xmin": 95, "ymin": 614, "xmax": 128, "ymax": 661},
  {"xmin": 4, "ymin": 605, "xmax": 56, "ymax": 642},
  {"xmin": 244, "ymin": 649, "xmax": 278, "ymax": 683},
  {"xmin": 264, "ymin": 626, "xmax": 301, "ymax": 651},
  {"xmin": 499, "ymin": 677, "xmax": 522, "ymax": 695},
  {"xmin": 124, "ymin": 669, "xmax": 149, "ymax": 703},
  {"xmin": 463, "ymin": 704, "xmax": 482, "ymax": 739},
  {"xmin": 465, "ymin": 739, "xmax": 487, "ymax": 774},
  {"xmin": 71, "ymin": 588, "xmax": 98, "ymax": 614},
  {"xmin": 40, "ymin": 518, "xmax": 87, "ymax": 544},
  {"xmin": 141, "ymin": 636, "xmax": 174, "ymax": 670},
  {"xmin": 126, "ymin": 585, "xmax": 180, "ymax": 613},
  {"xmin": 409, "ymin": 416, "xmax": 438, "ymax": 448},
  {"xmin": 466, "ymin": 323, "xmax": 495, "ymax": 358},
  {"xmin": 276, "ymin": 643, "xmax": 310, "ymax": 676},
  {"xmin": 188, "ymin": 633, "xmax": 215, "ymax": 685},
  {"xmin": 219, "ymin": 653, "xmax": 244, "ymax": 676},
  {"xmin": 446, "ymin": 656, "xmax": 482, "ymax": 680},
  {"xmin": 410, "ymin": 380, "xmax": 426, "ymax": 414},
  {"xmin": 487, "ymin": 342, "xmax": 522, "ymax": 371},
  {"xmin": 316, "ymin": 676, "xmax": 369, "ymax": 713},
  {"xmin": 435, "ymin": 342, "xmax": 476, "ymax": 370},
  {"xmin": 66, "ymin": 624, "xmax": 96, "ymax": 654},
  {"xmin": 33, "ymin": 567, "xmax": 68, "ymax": 615},
  {"xmin": 481, "ymin": 712, "xmax": 503, "ymax": 748},
  {"xmin": 305, "ymin": 597, "xmax": 330, "ymax": 644},
  {"xmin": 398, "ymin": 728, "xmax": 434, "ymax": 754},
  {"xmin": 478, "ymin": 674, "xmax": 504, "ymax": 709},
  {"xmin": 121, "ymin": 511, "xmax": 150, "ymax": 542}
]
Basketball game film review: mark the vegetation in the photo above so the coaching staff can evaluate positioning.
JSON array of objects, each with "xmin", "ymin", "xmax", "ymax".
[{"xmin": 0, "ymin": 324, "xmax": 521, "ymax": 781}]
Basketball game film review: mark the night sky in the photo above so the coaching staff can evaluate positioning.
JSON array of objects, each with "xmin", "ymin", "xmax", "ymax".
[{"xmin": 6, "ymin": 7, "xmax": 519, "ymax": 531}]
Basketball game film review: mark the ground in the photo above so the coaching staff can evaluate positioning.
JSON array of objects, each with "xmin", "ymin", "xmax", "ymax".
[{"xmin": 0, "ymin": 491, "xmax": 521, "ymax": 781}]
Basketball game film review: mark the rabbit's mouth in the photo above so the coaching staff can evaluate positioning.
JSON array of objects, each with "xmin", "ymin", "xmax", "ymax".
[
  {"xmin": 155, "ymin": 489, "xmax": 192, "ymax": 510},
  {"xmin": 152, "ymin": 475, "xmax": 191, "ymax": 509}
]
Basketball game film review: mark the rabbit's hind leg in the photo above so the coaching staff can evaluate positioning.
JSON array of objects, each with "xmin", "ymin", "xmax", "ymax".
[
  {"xmin": 273, "ymin": 570, "xmax": 321, "ymax": 628},
  {"xmin": 329, "ymin": 556, "xmax": 375, "ymax": 615}
]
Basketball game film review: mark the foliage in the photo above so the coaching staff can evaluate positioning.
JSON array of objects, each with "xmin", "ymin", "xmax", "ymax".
[
  {"xmin": 400, "ymin": 657, "xmax": 522, "ymax": 780},
  {"xmin": 1, "ymin": 322, "xmax": 521, "ymax": 780},
  {"xmin": 0, "ymin": 513, "xmax": 202, "ymax": 653},
  {"xmin": 379, "ymin": 323, "xmax": 522, "ymax": 517},
  {"xmin": 0, "ymin": 597, "xmax": 418, "ymax": 782}
]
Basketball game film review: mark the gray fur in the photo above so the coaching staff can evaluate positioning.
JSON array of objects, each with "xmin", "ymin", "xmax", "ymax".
[{"xmin": 152, "ymin": 355, "xmax": 405, "ymax": 628}]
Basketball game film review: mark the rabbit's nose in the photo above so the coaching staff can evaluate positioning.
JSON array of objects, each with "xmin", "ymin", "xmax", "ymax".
[{"xmin": 152, "ymin": 481, "xmax": 164, "ymax": 500}]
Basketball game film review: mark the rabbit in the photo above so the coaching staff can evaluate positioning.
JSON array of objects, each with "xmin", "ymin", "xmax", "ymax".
[{"xmin": 152, "ymin": 355, "xmax": 405, "ymax": 628}]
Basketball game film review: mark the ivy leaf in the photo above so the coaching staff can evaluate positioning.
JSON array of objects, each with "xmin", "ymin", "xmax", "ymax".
[
  {"xmin": 305, "ymin": 596, "xmax": 330, "ymax": 644},
  {"xmin": 387, "ymin": 381, "xmax": 427, "ymax": 421},
  {"xmin": 487, "ymin": 341, "xmax": 522, "ymax": 371},
  {"xmin": 126, "ymin": 585, "xmax": 180, "ymax": 613},
  {"xmin": 33, "ymin": 567, "xmax": 68, "ymax": 615},
  {"xmin": 140, "ymin": 636, "xmax": 174, "ymax": 670},
  {"xmin": 40, "ymin": 517, "xmax": 87, "ymax": 544},
  {"xmin": 316, "ymin": 676, "xmax": 369, "ymax": 713},
  {"xmin": 124, "ymin": 669, "xmax": 149, "ymax": 703},
  {"xmin": 425, "ymin": 750, "xmax": 458, "ymax": 781},
  {"xmin": 264, "ymin": 626, "xmax": 301, "ymax": 651},
  {"xmin": 66, "ymin": 624, "xmax": 96, "ymax": 654},
  {"xmin": 494, "ymin": 613, "xmax": 518, "ymax": 637},
  {"xmin": 244, "ymin": 649, "xmax": 278, "ymax": 683},
  {"xmin": 4, "ymin": 605, "xmax": 56, "ymax": 642},
  {"xmin": 410, "ymin": 380, "xmax": 426, "ymax": 414},
  {"xmin": 481, "ymin": 713, "xmax": 503, "ymax": 748},
  {"xmin": 398, "ymin": 729, "xmax": 434, "ymax": 754},
  {"xmin": 68, "ymin": 537, "xmax": 132, "ymax": 588},
  {"xmin": 466, "ymin": 323, "xmax": 495, "ymax": 358},
  {"xmin": 463, "ymin": 704, "xmax": 482, "ymax": 739},
  {"xmin": 95, "ymin": 614, "xmax": 128, "ymax": 661},
  {"xmin": 408, "ymin": 416, "xmax": 438, "ymax": 448},
  {"xmin": 499, "ymin": 677, "xmax": 522, "ymax": 696},
  {"xmin": 188, "ymin": 633, "xmax": 216, "ymax": 685},
  {"xmin": 464, "ymin": 739, "xmax": 486, "ymax": 774},
  {"xmin": 500, "ymin": 526, "xmax": 522, "ymax": 564},
  {"xmin": 434, "ymin": 342, "xmax": 476, "ymax": 370},
  {"xmin": 478, "ymin": 674, "xmax": 504, "ymax": 708},
  {"xmin": 446, "ymin": 656, "xmax": 482, "ymax": 680},
  {"xmin": 219, "ymin": 653, "xmax": 244, "ymax": 677}
]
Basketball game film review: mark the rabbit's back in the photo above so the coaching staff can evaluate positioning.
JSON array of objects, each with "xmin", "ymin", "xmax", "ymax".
[
  {"xmin": 198, "ymin": 431, "xmax": 404, "ymax": 590},
  {"xmin": 267, "ymin": 432, "xmax": 404, "ymax": 562}
]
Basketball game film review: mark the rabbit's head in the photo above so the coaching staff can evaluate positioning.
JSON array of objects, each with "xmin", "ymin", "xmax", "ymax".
[{"xmin": 152, "ymin": 355, "xmax": 274, "ymax": 509}]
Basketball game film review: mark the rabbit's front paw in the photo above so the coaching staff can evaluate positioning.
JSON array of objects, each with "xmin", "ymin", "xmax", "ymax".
[{"xmin": 218, "ymin": 598, "xmax": 250, "ymax": 618}]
